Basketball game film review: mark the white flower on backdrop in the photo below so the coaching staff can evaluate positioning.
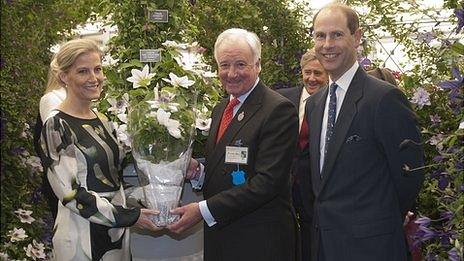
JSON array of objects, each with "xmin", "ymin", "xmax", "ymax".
[{"xmin": 127, "ymin": 64, "xmax": 156, "ymax": 89}]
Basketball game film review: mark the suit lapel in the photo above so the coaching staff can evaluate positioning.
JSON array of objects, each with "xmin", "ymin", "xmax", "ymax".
[
  {"xmin": 206, "ymin": 98, "xmax": 227, "ymax": 155},
  {"xmin": 319, "ymin": 68, "xmax": 365, "ymax": 190},
  {"xmin": 204, "ymin": 83, "xmax": 264, "ymax": 186},
  {"xmin": 308, "ymin": 86, "xmax": 328, "ymax": 194},
  {"xmin": 290, "ymin": 86, "xmax": 303, "ymax": 108}
]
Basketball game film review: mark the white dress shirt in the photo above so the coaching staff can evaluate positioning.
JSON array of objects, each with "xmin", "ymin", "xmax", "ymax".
[
  {"xmin": 192, "ymin": 78, "xmax": 260, "ymax": 227},
  {"xmin": 298, "ymin": 87, "xmax": 311, "ymax": 131},
  {"xmin": 319, "ymin": 62, "xmax": 359, "ymax": 172}
]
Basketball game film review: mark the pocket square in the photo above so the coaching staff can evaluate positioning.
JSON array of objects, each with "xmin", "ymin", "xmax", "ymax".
[{"xmin": 346, "ymin": 134, "xmax": 362, "ymax": 143}]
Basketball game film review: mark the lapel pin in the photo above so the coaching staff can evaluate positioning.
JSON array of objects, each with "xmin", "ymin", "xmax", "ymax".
[
  {"xmin": 234, "ymin": 139, "xmax": 243, "ymax": 146},
  {"xmin": 237, "ymin": 111, "xmax": 245, "ymax": 121}
]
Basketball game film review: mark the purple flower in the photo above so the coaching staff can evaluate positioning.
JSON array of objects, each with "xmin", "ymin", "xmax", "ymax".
[
  {"xmin": 429, "ymin": 169, "xmax": 443, "ymax": 179},
  {"xmin": 440, "ymin": 211, "xmax": 453, "ymax": 221},
  {"xmin": 438, "ymin": 67, "xmax": 463, "ymax": 90},
  {"xmin": 411, "ymin": 87, "xmax": 431, "ymax": 108},
  {"xmin": 11, "ymin": 146, "xmax": 26, "ymax": 155},
  {"xmin": 440, "ymin": 235, "xmax": 451, "ymax": 246},
  {"xmin": 447, "ymin": 146, "xmax": 459, "ymax": 154},
  {"xmin": 31, "ymin": 188, "xmax": 41, "ymax": 204},
  {"xmin": 416, "ymin": 225, "xmax": 437, "ymax": 241},
  {"xmin": 432, "ymin": 155, "xmax": 444, "ymax": 163},
  {"xmin": 428, "ymin": 134, "xmax": 444, "ymax": 146},
  {"xmin": 425, "ymin": 253, "xmax": 439, "ymax": 261},
  {"xmin": 448, "ymin": 248, "xmax": 460, "ymax": 261},
  {"xmin": 455, "ymin": 160, "xmax": 463, "ymax": 171},
  {"xmin": 358, "ymin": 57, "xmax": 372, "ymax": 69},
  {"xmin": 417, "ymin": 31, "xmax": 436, "ymax": 44},
  {"xmin": 415, "ymin": 216, "xmax": 431, "ymax": 227},
  {"xmin": 438, "ymin": 176, "xmax": 449, "ymax": 190},
  {"xmin": 429, "ymin": 114, "xmax": 441, "ymax": 125},
  {"xmin": 455, "ymin": 5, "xmax": 464, "ymax": 33},
  {"xmin": 461, "ymin": 183, "xmax": 464, "ymax": 191}
]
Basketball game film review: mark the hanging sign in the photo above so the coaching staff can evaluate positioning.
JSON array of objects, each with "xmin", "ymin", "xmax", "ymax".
[
  {"xmin": 139, "ymin": 49, "xmax": 161, "ymax": 63},
  {"xmin": 148, "ymin": 10, "xmax": 169, "ymax": 23}
]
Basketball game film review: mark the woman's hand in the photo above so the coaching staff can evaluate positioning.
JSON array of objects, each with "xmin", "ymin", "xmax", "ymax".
[{"xmin": 133, "ymin": 208, "xmax": 162, "ymax": 232}]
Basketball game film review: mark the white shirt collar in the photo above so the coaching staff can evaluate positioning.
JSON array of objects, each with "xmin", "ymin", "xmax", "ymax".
[
  {"xmin": 300, "ymin": 86, "xmax": 311, "ymax": 102},
  {"xmin": 329, "ymin": 62, "xmax": 359, "ymax": 92}
]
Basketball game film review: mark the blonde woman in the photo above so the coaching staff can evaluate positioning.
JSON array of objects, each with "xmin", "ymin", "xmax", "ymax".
[
  {"xmin": 34, "ymin": 46, "xmax": 68, "ymax": 221},
  {"xmin": 40, "ymin": 38, "xmax": 160, "ymax": 260}
]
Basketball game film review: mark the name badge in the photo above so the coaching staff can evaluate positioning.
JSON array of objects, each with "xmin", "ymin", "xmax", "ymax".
[{"xmin": 225, "ymin": 146, "xmax": 248, "ymax": 164}]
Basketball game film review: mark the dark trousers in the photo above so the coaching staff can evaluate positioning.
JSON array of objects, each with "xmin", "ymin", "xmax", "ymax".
[{"xmin": 293, "ymin": 183, "xmax": 312, "ymax": 261}]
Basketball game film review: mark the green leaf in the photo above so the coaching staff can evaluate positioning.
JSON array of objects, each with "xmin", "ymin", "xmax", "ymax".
[{"xmin": 450, "ymin": 42, "xmax": 464, "ymax": 55}]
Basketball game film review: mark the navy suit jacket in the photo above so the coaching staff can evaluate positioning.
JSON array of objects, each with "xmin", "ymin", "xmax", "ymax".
[
  {"xmin": 203, "ymin": 81, "xmax": 299, "ymax": 261},
  {"xmin": 277, "ymin": 86, "xmax": 314, "ymax": 220},
  {"xmin": 305, "ymin": 68, "xmax": 424, "ymax": 261}
]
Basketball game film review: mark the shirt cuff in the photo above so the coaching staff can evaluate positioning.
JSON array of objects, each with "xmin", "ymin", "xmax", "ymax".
[
  {"xmin": 199, "ymin": 200, "xmax": 216, "ymax": 227},
  {"xmin": 190, "ymin": 163, "xmax": 205, "ymax": 190}
]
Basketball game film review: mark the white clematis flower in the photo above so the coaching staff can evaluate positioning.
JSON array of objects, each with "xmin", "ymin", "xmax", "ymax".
[
  {"xmin": 8, "ymin": 227, "xmax": 28, "ymax": 242},
  {"xmin": 195, "ymin": 118, "xmax": 212, "ymax": 131},
  {"xmin": 113, "ymin": 122, "xmax": 131, "ymax": 148},
  {"xmin": 24, "ymin": 240, "xmax": 46, "ymax": 260},
  {"xmin": 163, "ymin": 72, "xmax": 195, "ymax": 89},
  {"xmin": 201, "ymin": 70, "xmax": 217, "ymax": 78},
  {"xmin": 174, "ymin": 51, "xmax": 204, "ymax": 71},
  {"xmin": 23, "ymin": 156, "xmax": 43, "ymax": 173},
  {"xmin": 146, "ymin": 87, "xmax": 179, "ymax": 112},
  {"xmin": 154, "ymin": 109, "xmax": 182, "ymax": 139},
  {"xmin": 166, "ymin": 119, "xmax": 182, "ymax": 139},
  {"xmin": 117, "ymin": 113, "xmax": 128, "ymax": 124},
  {"xmin": 107, "ymin": 93, "xmax": 129, "ymax": 115},
  {"xmin": 15, "ymin": 209, "xmax": 35, "ymax": 224},
  {"xmin": 127, "ymin": 65, "xmax": 156, "ymax": 89},
  {"xmin": 161, "ymin": 40, "xmax": 189, "ymax": 49},
  {"xmin": 155, "ymin": 108, "xmax": 171, "ymax": 126}
]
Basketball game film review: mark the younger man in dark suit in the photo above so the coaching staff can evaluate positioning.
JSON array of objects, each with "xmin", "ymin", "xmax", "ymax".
[
  {"xmin": 278, "ymin": 48, "xmax": 328, "ymax": 261},
  {"xmin": 168, "ymin": 28, "xmax": 299, "ymax": 261},
  {"xmin": 306, "ymin": 3, "xmax": 424, "ymax": 261}
]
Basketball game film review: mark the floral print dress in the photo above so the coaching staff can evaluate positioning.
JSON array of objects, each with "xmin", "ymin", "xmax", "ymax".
[{"xmin": 41, "ymin": 111, "xmax": 140, "ymax": 261}]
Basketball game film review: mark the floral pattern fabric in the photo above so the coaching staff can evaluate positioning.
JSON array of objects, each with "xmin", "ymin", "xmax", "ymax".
[{"xmin": 41, "ymin": 111, "xmax": 140, "ymax": 261}]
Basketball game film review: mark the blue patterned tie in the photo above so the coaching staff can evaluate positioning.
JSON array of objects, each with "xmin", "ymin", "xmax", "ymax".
[{"xmin": 324, "ymin": 83, "xmax": 338, "ymax": 159}]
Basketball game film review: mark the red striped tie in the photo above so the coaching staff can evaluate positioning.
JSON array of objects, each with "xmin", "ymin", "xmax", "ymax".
[
  {"xmin": 299, "ymin": 115, "xmax": 309, "ymax": 150},
  {"xmin": 216, "ymin": 98, "xmax": 240, "ymax": 143}
]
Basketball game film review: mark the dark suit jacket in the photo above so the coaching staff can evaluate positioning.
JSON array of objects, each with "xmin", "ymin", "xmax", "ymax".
[
  {"xmin": 277, "ymin": 86, "xmax": 314, "ymax": 220},
  {"xmin": 305, "ymin": 68, "xmax": 424, "ymax": 261},
  {"xmin": 203, "ymin": 81, "xmax": 299, "ymax": 261}
]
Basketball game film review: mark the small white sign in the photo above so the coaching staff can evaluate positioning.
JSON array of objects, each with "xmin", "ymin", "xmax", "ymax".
[
  {"xmin": 148, "ymin": 10, "xmax": 169, "ymax": 23},
  {"xmin": 139, "ymin": 49, "xmax": 161, "ymax": 63},
  {"xmin": 225, "ymin": 146, "xmax": 248, "ymax": 165}
]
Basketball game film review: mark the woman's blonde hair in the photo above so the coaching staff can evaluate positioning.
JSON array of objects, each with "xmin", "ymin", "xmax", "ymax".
[{"xmin": 45, "ymin": 38, "xmax": 103, "ymax": 93}]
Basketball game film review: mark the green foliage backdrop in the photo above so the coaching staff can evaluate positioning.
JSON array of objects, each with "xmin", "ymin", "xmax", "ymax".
[
  {"xmin": 0, "ymin": 0, "xmax": 99, "ymax": 258},
  {"xmin": 1, "ymin": 0, "xmax": 462, "ymax": 260}
]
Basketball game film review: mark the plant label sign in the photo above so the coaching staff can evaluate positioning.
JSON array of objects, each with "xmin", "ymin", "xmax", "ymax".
[
  {"xmin": 148, "ymin": 10, "xmax": 168, "ymax": 23},
  {"xmin": 140, "ymin": 49, "xmax": 161, "ymax": 63}
]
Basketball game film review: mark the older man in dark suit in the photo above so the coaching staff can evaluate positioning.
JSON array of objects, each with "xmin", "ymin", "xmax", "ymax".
[
  {"xmin": 305, "ymin": 4, "xmax": 424, "ymax": 261},
  {"xmin": 168, "ymin": 28, "xmax": 299, "ymax": 261},
  {"xmin": 278, "ymin": 48, "xmax": 328, "ymax": 261}
]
